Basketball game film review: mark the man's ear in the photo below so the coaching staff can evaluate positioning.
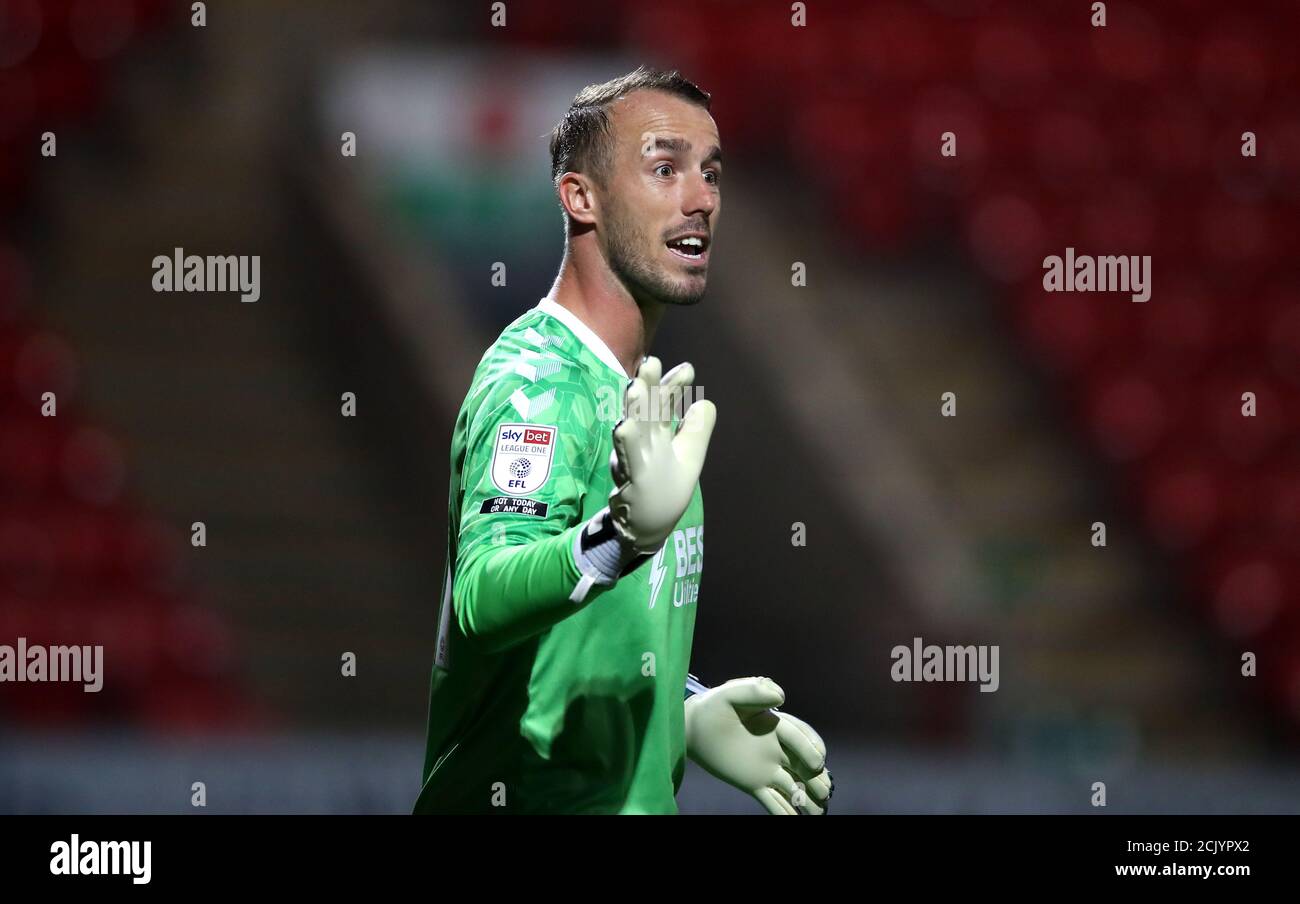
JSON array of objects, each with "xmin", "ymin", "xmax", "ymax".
[{"xmin": 558, "ymin": 172, "xmax": 598, "ymax": 227}]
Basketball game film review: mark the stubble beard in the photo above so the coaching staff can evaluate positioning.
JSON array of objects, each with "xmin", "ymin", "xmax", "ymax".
[{"xmin": 604, "ymin": 199, "xmax": 707, "ymax": 308}]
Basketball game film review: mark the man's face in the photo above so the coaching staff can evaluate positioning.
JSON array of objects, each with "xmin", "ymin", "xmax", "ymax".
[{"xmin": 597, "ymin": 90, "xmax": 722, "ymax": 307}]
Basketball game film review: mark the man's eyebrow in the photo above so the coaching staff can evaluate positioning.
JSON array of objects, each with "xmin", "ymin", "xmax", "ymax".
[
  {"xmin": 652, "ymin": 136, "xmax": 691, "ymax": 154},
  {"xmin": 650, "ymin": 137, "xmax": 723, "ymax": 165}
]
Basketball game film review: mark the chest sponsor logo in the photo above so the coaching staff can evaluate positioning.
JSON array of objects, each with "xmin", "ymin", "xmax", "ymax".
[
  {"xmin": 491, "ymin": 423, "xmax": 557, "ymax": 496},
  {"xmin": 649, "ymin": 525, "xmax": 703, "ymax": 608}
]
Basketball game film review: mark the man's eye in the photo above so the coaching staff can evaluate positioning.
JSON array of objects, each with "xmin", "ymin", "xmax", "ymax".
[
  {"xmin": 655, "ymin": 163, "xmax": 673, "ymax": 177},
  {"xmin": 704, "ymin": 170, "xmax": 720, "ymax": 185}
]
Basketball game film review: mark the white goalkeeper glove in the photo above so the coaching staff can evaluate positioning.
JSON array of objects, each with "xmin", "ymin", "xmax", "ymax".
[
  {"xmin": 570, "ymin": 356, "xmax": 715, "ymax": 602},
  {"xmin": 684, "ymin": 676, "xmax": 833, "ymax": 815},
  {"xmin": 609, "ymin": 355, "xmax": 715, "ymax": 551}
]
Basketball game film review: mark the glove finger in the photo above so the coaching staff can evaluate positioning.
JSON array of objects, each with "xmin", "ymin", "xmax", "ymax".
[
  {"xmin": 634, "ymin": 355, "xmax": 662, "ymax": 390},
  {"xmin": 796, "ymin": 794, "xmax": 825, "ymax": 816},
  {"xmin": 660, "ymin": 361, "xmax": 695, "ymax": 391},
  {"xmin": 671, "ymin": 398, "xmax": 716, "ymax": 473},
  {"xmin": 614, "ymin": 376, "xmax": 651, "ymax": 476},
  {"xmin": 640, "ymin": 358, "xmax": 678, "ymax": 451},
  {"xmin": 719, "ymin": 676, "xmax": 785, "ymax": 715},
  {"xmin": 775, "ymin": 711, "xmax": 827, "ymax": 779},
  {"xmin": 659, "ymin": 361, "xmax": 695, "ymax": 425},
  {"xmin": 771, "ymin": 767, "xmax": 814, "ymax": 816},
  {"xmin": 631, "ymin": 360, "xmax": 675, "ymax": 456},
  {"xmin": 773, "ymin": 768, "xmax": 825, "ymax": 815},
  {"xmin": 622, "ymin": 372, "xmax": 650, "ymax": 424},
  {"xmin": 611, "ymin": 416, "xmax": 639, "ymax": 481},
  {"xmin": 754, "ymin": 786, "xmax": 797, "ymax": 816},
  {"xmin": 804, "ymin": 768, "xmax": 833, "ymax": 805}
]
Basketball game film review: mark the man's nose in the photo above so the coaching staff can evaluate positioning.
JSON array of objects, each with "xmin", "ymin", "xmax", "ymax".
[{"xmin": 683, "ymin": 174, "xmax": 716, "ymax": 218}]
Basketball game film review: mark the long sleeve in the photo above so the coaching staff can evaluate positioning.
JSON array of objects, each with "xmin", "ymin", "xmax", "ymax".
[
  {"xmin": 453, "ymin": 524, "xmax": 595, "ymax": 651},
  {"xmin": 449, "ymin": 363, "xmax": 607, "ymax": 652}
]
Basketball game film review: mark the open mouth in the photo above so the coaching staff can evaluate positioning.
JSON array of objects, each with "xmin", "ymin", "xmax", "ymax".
[{"xmin": 665, "ymin": 233, "xmax": 710, "ymax": 263}]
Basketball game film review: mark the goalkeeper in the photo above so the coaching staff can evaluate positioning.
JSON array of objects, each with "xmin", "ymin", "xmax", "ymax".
[{"xmin": 415, "ymin": 67, "xmax": 832, "ymax": 815}]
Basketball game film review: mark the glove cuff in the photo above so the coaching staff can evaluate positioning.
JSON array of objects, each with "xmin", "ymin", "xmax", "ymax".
[
  {"xmin": 684, "ymin": 673, "xmax": 710, "ymax": 700},
  {"xmin": 569, "ymin": 508, "xmax": 644, "ymax": 603}
]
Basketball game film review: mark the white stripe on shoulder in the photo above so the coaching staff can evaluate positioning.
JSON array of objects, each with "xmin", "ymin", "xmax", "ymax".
[
  {"xmin": 513, "ymin": 347, "xmax": 564, "ymax": 383},
  {"xmin": 510, "ymin": 386, "xmax": 557, "ymax": 420},
  {"xmin": 522, "ymin": 325, "xmax": 564, "ymax": 349}
]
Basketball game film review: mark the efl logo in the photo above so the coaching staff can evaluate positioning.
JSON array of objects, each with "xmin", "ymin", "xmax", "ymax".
[{"xmin": 491, "ymin": 423, "xmax": 558, "ymax": 496}]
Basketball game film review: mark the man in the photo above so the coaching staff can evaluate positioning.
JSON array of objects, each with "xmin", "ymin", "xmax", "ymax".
[{"xmin": 415, "ymin": 67, "xmax": 832, "ymax": 814}]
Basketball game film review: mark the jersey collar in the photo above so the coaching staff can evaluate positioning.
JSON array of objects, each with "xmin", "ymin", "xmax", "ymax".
[{"xmin": 535, "ymin": 297, "xmax": 629, "ymax": 379}]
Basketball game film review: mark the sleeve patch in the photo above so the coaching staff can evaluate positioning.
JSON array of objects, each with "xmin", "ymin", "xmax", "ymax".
[
  {"xmin": 479, "ymin": 496, "xmax": 550, "ymax": 517},
  {"xmin": 490, "ymin": 423, "xmax": 558, "ymax": 496}
]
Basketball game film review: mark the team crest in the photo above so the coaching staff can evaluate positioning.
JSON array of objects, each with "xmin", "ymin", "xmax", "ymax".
[{"xmin": 491, "ymin": 423, "xmax": 557, "ymax": 495}]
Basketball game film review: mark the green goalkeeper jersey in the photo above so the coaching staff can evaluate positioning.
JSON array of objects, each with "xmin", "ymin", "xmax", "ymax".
[{"xmin": 414, "ymin": 297, "xmax": 705, "ymax": 815}]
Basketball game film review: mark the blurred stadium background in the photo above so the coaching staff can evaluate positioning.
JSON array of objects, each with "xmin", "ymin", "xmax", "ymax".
[{"xmin": 2, "ymin": 0, "xmax": 1300, "ymax": 813}]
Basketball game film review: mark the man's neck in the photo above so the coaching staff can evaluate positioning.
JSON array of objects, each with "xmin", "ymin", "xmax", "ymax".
[{"xmin": 547, "ymin": 253, "xmax": 665, "ymax": 377}]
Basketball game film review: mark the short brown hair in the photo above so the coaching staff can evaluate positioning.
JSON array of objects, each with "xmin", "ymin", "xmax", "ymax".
[{"xmin": 548, "ymin": 66, "xmax": 711, "ymax": 197}]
